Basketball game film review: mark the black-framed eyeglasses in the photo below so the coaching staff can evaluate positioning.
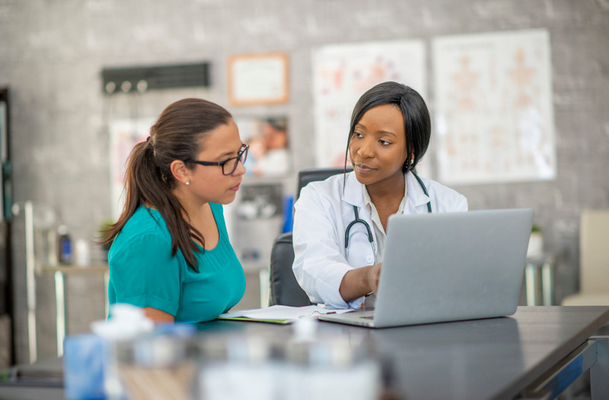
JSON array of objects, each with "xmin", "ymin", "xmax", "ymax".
[{"xmin": 185, "ymin": 143, "xmax": 249, "ymax": 176}]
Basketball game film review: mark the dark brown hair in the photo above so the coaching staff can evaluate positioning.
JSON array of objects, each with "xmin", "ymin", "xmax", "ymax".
[{"xmin": 101, "ymin": 98, "xmax": 232, "ymax": 272}]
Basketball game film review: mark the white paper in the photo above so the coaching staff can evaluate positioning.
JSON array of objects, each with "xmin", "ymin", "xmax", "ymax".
[{"xmin": 220, "ymin": 305, "xmax": 352, "ymax": 321}]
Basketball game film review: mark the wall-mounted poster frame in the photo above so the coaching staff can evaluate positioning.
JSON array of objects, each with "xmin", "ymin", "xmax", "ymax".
[
  {"xmin": 311, "ymin": 39, "xmax": 428, "ymax": 173},
  {"xmin": 432, "ymin": 29, "xmax": 555, "ymax": 185},
  {"xmin": 228, "ymin": 53, "xmax": 289, "ymax": 106}
]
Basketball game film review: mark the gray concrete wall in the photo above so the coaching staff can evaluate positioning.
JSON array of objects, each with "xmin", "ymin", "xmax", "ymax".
[{"xmin": 0, "ymin": 0, "xmax": 608, "ymax": 364}]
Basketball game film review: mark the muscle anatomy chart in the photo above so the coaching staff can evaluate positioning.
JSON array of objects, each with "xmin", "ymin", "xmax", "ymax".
[{"xmin": 312, "ymin": 40, "xmax": 427, "ymax": 171}]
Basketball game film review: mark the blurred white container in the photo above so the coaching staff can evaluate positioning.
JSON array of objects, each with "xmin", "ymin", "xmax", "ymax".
[
  {"xmin": 195, "ymin": 328, "xmax": 381, "ymax": 400},
  {"xmin": 75, "ymin": 239, "xmax": 91, "ymax": 267},
  {"xmin": 197, "ymin": 336, "xmax": 279, "ymax": 400},
  {"xmin": 527, "ymin": 231, "xmax": 544, "ymax": 259},
  {"xmin": 282, "ymin": 338, "xmax": 381, "ymax": 400}
]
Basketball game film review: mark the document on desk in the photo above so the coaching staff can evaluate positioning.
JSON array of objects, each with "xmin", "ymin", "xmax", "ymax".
[{"xmin": 217, "ymin": 305, "xmax": 353, "ymax": 324}]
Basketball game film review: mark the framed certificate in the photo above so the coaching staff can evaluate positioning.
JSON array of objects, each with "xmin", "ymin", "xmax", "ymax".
[{"xmin": 228, "ymin": 53, "xmax": 289, "ymax": 106}]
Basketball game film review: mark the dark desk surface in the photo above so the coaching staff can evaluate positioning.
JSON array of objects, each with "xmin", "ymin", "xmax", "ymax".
[
  {"xmin": 196, "ymin": 306, "xmax": 609, "ymax": 400},
  {"xmin": 2, "ymin": 306, "xmax": 609, "ymax": 400},
  {"xmin": 0, "ymin": 357, "xmax": 63, "ymax": 400}
]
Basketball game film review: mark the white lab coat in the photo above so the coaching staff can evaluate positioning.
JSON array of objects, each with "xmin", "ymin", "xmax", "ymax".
[{"xmin": 292, "ymin": 171, "xmax": 468, "ymax": 309}]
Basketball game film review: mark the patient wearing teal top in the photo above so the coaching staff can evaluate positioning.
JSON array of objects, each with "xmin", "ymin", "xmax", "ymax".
[
  {"xmin": 108, "ymin": 204, "xmax": 245, "ymax": 323},
  {"xmin": 101, "ymin": 98, "xmax": 248, "ymax": 323}
]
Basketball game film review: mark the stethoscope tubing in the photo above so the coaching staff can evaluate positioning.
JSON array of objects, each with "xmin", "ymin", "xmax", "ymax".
[{"xmin": 344, "ymin": 172, "xmax": 431, "ymax": 265}]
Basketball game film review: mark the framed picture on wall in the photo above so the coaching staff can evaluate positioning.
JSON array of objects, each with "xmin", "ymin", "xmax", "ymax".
[
  {"xmin": 228, "ymin": 53, "xmax": 289, "ymax": 106},
  {"xmin": 234, "ymin": 116, "xmax": 290, "ymax": 177}
]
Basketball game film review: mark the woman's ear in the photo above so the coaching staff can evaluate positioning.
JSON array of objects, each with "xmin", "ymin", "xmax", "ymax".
[{"xmin": 170, "ymin": 160, "xmax": 191, "ymax": 185}]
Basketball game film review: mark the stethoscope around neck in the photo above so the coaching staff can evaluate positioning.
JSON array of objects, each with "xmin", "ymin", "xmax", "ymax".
[{"xmin": 344, "ymin": 172, "xmax": 432, "ymax": 265}]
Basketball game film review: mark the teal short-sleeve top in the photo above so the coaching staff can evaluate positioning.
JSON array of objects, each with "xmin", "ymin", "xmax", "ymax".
[{"xmin": 108, "ymin": 203, "xmax": 245, "ymax": 323}]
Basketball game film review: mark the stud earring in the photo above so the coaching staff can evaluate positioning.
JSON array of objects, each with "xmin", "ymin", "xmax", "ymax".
[{"xmin": 185, "ymin": 181, "xmax": 190, "ymax": 186}]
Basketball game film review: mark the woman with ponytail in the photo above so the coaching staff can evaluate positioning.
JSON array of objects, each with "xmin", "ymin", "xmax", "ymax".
[
  {"xmin": 102, "ymin": 98, "xmax": 247, "ymax": 323},
  {"xmin": 292, "ymin": 82, "xmax": 468, "ymax": 309}
]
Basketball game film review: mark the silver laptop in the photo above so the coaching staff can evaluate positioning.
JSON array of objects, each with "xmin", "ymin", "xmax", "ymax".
[{"xmin": 318, "ymin": 208, "xmax": 534, "ymax": 328}]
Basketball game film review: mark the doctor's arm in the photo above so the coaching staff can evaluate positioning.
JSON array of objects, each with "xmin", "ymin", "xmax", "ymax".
[
  {"xmin": 339, "ymin": 262, "xmax": 381, "ymax": 302},
  {"xmin": 293, "ymin": 187, "xmax": 368, "ymax": 309}
]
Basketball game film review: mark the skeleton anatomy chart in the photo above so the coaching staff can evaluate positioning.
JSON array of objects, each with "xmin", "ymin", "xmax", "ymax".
[
  {"xmin": 433, "ymin": 29, "xmax": 555, "ymax": 185},
  {"xmin": 312, "ymin": 40, "xmax": 427, "ymax": 171}
]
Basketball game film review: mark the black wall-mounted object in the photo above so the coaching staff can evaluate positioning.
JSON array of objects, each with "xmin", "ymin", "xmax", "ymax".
[
  {"xmin": 0, "ymin": 88, "xmax": 11, "ymax": 223},
  {"xmin": 0, "ymin": 87, "xmax": 14, "ymax": 365},
  {"xmin": 101, "ymin": 62, "xmax": 210, "ymax": 94}
]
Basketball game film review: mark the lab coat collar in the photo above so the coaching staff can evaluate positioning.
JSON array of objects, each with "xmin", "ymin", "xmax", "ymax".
[
  {"xmin": 342, "ymin": 171, "xmax": 431, "ymax": 213},
  {"xmin": 406, "ymin": 172, "xmax": 432, "ymax": 213},
  {"xmin": 342, "ymin": 171, "xmax": 365, "ymax": 208}
]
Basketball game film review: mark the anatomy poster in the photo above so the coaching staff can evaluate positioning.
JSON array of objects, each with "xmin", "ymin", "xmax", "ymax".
[
  {"xmin": 109, "ymin": 118, "xmax": 154, "ymax": 219},
  {"xmin": 312, "ymin": 40, "xmax": 428, "ymax": 174},
  {"xmin": 432, "ymin": 29, "xmax": 556, "ymax": 184}
]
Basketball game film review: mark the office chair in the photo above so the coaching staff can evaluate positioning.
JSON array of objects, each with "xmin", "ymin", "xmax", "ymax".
[
  {"xmin": 268, "ymin": 232, "xmax": 311, "ymax": 306},
  {"xmin": 268, "ymin": 167, "xmax": 350, "ymax": 306},
  {"xmin": 295, "ymin": 167, "xmax": 352, "ymax": 200},
  {"xmin": 561, "ymin": 209, "xmax": 609, "ymax": 306}
]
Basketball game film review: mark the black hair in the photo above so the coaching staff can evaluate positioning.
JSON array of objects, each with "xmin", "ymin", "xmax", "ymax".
[{"xmin": 345, "ymin": 81, "xmax": 431, "ymax": 173}]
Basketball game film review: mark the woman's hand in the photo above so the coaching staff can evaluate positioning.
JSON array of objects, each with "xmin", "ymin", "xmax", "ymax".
[{"xmin": 339, "ymin": 262, "xmax": 383, "ymax": 302}]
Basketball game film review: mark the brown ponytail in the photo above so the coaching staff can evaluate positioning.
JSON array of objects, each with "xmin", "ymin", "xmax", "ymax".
[{"xmin": 101, "ymin": 98, "xmax": 232, "ymax": 272}]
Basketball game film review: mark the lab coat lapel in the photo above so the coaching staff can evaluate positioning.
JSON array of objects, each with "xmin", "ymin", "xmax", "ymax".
[
  {"xmin": 341, "ymin": 172, "xmax": 373, "ymax": 233},
  {"xmin": 340, "ymin": 172, "xmax": 376, "ymax": 265},
  {"xmin": 406, "ymin": 172, "xmax": 432, "ymax": 214},
  {"xmin": 342, "ymin": 171, "xmax": 366, "ymax": 209}
]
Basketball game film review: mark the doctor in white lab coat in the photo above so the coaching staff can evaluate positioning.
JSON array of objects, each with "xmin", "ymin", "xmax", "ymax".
[{"xmin": 292, "ymin": 82, "xmax": 468, "ymax": 309}]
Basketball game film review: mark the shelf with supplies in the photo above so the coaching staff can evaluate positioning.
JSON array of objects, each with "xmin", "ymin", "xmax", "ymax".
[
  {"xmin": 36, "ymin": 263, "xmax": 110, "ymax": 358},
  {"xmin": 524, "ymin": 253, "xmax": 555, "ymax": 306},
  {"xmin": 37, "ymin": 263, "xmax": 109, "ymax": 275},
  {"xmin": 13, "ymin": 200, "xmax": 110, "ymax": 363}
]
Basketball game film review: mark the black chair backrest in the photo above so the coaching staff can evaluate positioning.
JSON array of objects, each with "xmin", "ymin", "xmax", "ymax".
[
  {"xmin": 269, "ymin": 232, "xmax": 311, "ymax": 307},
  {"xmin": 268, "ymin": 167, "xmax": 351, "ymax": 306},
  {"xmin": 296, "ymin": 167, "xmax": 352, "ymax": 201}
]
